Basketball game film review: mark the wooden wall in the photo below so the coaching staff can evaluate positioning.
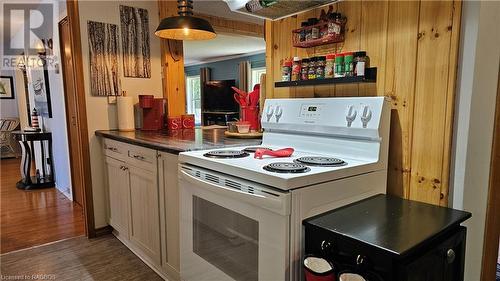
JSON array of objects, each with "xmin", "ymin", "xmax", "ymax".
[
  {"xmin": 265, "ymin": 1, "xmax": 462, "ymax": 206},
  {"xmin": 158, "ymin": 0, "xmax": 187, "ymax": 116}
]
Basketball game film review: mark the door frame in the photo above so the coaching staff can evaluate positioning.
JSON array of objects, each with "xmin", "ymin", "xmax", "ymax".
[
  {"xmin": 481, "ymin": 65, "xmax": 500, "ymax": 280},
  {"xmin": 59, "ymin": 0, "xmax": 96, "ymax": 238}
]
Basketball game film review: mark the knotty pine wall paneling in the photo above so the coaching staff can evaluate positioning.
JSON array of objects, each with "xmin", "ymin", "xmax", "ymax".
[
  {"xmin": 265, "ymin": 0, "xmax": 462, "ymax": 206},
  {"xmin": 158, "ymin": 0, "xmax": 186, "ymax": 116}
]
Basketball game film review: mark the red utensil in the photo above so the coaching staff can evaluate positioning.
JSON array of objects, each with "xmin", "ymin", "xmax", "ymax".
[
  {"xmin": 234, "ymin": 93, "xmax": 243, "ymax": 106},
  {"xmin": 232, "ymin": 87, "xmax": 248, "ymax": 104},
  {"xmin": 254, "ymin": 148, "xmax": 294, "ymax": 159}
]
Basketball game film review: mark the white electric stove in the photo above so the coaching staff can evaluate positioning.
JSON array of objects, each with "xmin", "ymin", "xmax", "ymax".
[{"xmin": 178, "ymin": 97, "xmax": 391, "ymax": 281}]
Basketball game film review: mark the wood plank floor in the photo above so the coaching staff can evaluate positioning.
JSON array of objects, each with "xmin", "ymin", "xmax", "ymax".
[
  {"xmin": 1, "ymin": 158, "xmax": 85, "ymax": 254},
  {"xmin": 0, "ymin": 234, "xmax": 163, "ymax": 280}
]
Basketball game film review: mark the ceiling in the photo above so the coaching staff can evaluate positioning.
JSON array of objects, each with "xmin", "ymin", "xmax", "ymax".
[
  {"xmin": 183, "ymin": 33, "xmax": 265, "ymax": 66},
  {"xmin": 183, "ymin": 0, "xmax": 266, "ymax": 66}
]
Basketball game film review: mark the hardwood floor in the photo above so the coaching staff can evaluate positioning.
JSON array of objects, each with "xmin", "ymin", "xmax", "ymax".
[
  {"xmin": 1, "ymin": 158, "xmax": 85, "ymax": 254},
  {"xmin": 0, "ymin": 234, "xmax": 163, "ymax": 280}
]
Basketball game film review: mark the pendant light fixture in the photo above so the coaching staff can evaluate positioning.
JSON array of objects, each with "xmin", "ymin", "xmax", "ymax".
[{"xmin": 155, "ymin": 0, "xmax": 216, "ymax": 41}]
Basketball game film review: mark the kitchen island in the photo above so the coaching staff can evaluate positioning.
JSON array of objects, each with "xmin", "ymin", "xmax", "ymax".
[{"xmin": 96, "ymin": 128, "xmax": 261, "ymax": 281}]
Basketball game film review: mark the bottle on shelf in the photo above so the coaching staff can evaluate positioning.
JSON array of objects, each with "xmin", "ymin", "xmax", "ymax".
[
  {"xmin": 344, "ymin": 52, "xmax": 354, "ymax": 77},
  {"xmin": 291, "ymin": 57, "xmax": 302, "ymax": 81},
  {"xmin": 334, "ymin": 53, "xmax": 345, "ymax": 78},
  {"xmin": 354, "ymin": 51, "xmax": 368, "ymax": 77}
]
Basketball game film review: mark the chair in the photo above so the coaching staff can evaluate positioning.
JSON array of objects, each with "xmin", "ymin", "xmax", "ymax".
[{"xmin": 0, "ymin": 118, "xmax": 20, "ymax": 154}]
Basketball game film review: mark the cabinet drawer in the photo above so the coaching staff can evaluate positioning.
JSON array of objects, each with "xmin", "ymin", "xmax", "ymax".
[
  {"xmin": 103, "ymin": 138, "xmax": 127, "ymax": 160},
  {"xmin": 127, "ymin": 145, "xmax": 156, "ymax": 170}
]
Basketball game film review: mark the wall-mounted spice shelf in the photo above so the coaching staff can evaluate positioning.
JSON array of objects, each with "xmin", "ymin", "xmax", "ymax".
[
  {"xmin": 275, "ymin": 67, "xmax": 377, "ymax": 88},
  {"xmin": 292, "ymin": 18, "xmax": 346, "ymax": 48}
]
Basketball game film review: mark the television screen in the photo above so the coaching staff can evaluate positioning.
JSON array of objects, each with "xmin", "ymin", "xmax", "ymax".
[{"xmin": 203, "ymin": 80, "xmax": 238, "ymax": 112}]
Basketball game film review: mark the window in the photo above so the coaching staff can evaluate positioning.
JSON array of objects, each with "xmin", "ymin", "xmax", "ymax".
[
  {"xmin": 186, "ymin": 75, "xmax": 201, "ymax": 125},
  {"xmin": 250, "ymin": 67, "xmax": 266, "ymax": 92}
]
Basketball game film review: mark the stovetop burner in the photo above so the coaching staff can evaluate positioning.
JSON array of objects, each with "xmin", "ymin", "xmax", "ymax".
[
  {"xmin": 294, "ymin": 156, "xmax": 347, "ymax": 167},
  {"xmin": 204, "ymin": 150, "xmax": 250, "ymax": 159},
  {"xmin": 263, "ymin": 162, "xmax": 311, "ymax": 173},
  {"xmin": 243, "ymin": 146, "xmax": 272, "ymax": 153}
]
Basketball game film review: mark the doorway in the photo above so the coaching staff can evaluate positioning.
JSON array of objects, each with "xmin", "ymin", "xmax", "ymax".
[
  {"xmin": 481, "ymin": 66, "xmax": 500, "ymax": 280},
  {"xmin": 59, "ymin": 17, "xmax": 84, "ymax": 208}
]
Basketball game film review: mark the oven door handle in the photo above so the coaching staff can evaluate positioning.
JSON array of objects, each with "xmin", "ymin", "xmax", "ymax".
[{"xmin": 179, "ymin": 169, "xmax": 290, "ymax": 215}]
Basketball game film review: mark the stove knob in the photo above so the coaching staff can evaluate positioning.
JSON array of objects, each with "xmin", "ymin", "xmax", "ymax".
[
  {"xmin": 275, "ymin": 106, "xmax": 283, "ymax": 123},
  {"xmin": 266, "ymin": 106, "xmax": 274, "ymax": 122},
  {"xmin": 345, "ymin": 105, "xmax": 357, "ymax": 127},
  {"xmin": 360, "ymin": 105, "xmax": 372, "ymax": 128}
]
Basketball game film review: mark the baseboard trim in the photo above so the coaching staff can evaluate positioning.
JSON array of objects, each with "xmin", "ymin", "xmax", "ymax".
[{"xmin": 94, "ymin": 225, "xmax": 113, "ymax": 237}]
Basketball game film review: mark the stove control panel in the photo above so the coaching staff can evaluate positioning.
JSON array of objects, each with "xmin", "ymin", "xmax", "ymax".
[
  {"xmin": 261, "ymin": 97, "xmax": 390, "ymax": 140},
  {"xmin": 300, "ymin": 104, "xmax": 323, "ymax": 119}
]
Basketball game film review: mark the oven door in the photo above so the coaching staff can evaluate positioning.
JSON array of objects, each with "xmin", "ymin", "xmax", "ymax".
[{"xmin": 179, "ymin": 164, "xmax": 291, "ymax": 281}]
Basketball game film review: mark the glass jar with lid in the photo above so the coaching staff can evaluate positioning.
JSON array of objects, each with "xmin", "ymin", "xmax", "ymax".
[
  {"xmin": 334, "ymin": 53, "xmax": 345, "ymax": 78},
  {"xmin": 308, "ymin": 57, "xmax": 317, "ymax": 80},
  {"xmin": 316, "ymin": 56, "xmax": 326, "ymax": 79},
  {"xmin": 325, "ymin": 54, "xmax": 335, "ymax": 78},
  {"xmin": 301, "ymin": 58, "xmax": 310, "ymax": 80}
]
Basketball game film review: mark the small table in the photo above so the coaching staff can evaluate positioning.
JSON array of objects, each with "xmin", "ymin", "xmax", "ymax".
[{"xmin": 12, "ymin": 131, "xmax": 55, "ymax": 190}]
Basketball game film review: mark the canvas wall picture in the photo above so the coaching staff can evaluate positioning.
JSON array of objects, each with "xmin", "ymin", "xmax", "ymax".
[
  {"xmin": 120, "ymin": 5, "xmax": 151, "ymax": 78},
  {"xmin": 0, "ymin": 76, "xmax": 14, "ymax": 99},
  {"xmin": 88, "ymin": 20, "xmax": 120, "ymax": 96}
]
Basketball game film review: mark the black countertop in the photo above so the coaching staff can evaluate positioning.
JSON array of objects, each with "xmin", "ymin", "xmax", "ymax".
[
  {"xmin": 303, "ymin": 194, "xmax": 472, "ymax": 258},
  {"xmin": 95, "ymin": 128, "xmax": 262, "ymax": 154}
]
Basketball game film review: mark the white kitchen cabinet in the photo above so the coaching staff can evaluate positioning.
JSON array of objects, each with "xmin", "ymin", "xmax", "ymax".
[
  {"xmin": 158, "ymin": 152, "xmax": 180, "ymax": 280},
  {"xmin": 105, "ymin": 156, "xmax": 130, "ymax": 239},
  {"xmin": 128, "ymin": 163, "xmax": 161, "ymax": 266},
  {"xmin": 102, "ymin": 139, "xmax": 180, "ymax": 281}
]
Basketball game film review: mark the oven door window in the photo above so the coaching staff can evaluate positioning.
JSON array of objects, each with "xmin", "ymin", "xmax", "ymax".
[{"xmin": 193, "ymin": 196, "xmax": 258, "ymax": 281}]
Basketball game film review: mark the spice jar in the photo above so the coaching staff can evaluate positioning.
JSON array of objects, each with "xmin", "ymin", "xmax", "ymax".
[
  {"xmin": 291, "ymin": 57, "xmax": 302, "ymax": 81},
  {"xmin": 344, "ymin": 52, "xmax": 354, "ymax": 77},
  {"xmin": 354, "ymin": 51, "xmax": 368, "ymax": 77},
  {"xmin": 308, "ymin": 18, "xmax": 320, "ymax": 40},
  {"xmin": 316, "ymin": 56, "xmax": 326, "ymax": 79},
  {"xmin": 299, "ymin": 21, "xmax": 308, "ymax": 42},
  {"xmin": 308, "ymin": 57, "xmax": 317, "ymax": 80},
  {"xmin": 345, "ymin": 52, "xmax": 354, "ymax": 77},
  {"xmin": 281, "ymin": 59, "xmax": 292, "ymax": 81},
  {"xmin": 334, "ymin": 53, "xmax": 345, "ymax": 78},
  {"xmin": 325, "ymin": 54, "xmax": 335, "ymax": 78},
  {"xmin": 301, "ymin": 58, "xmax": 309, "ymax": 80}
]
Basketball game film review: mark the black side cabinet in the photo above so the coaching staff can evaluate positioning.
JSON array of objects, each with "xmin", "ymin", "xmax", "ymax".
[{"xmin": 303, "ymin": 194, "xmax": 471, "ymax": 281}]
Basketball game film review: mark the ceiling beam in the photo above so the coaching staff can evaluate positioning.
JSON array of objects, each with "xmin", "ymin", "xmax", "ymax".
[{"xmin": 194, "ymin": 13, "xmax": 264, "ymax": 38}]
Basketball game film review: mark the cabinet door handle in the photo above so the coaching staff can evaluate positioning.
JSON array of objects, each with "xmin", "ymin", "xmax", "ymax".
[
  {"xmin": 133, "ymin": 155, "xmax": 145, "ymax": 160},
  {"xmin": 108, "ymin": 147, "xmax": 117, "ymax": 152},
  {"xmin": 446, "ymin": 249, "xmax": 456, "ymax": 264}
]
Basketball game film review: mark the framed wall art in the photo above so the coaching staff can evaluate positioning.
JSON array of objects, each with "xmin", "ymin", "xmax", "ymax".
[
  {"xmin": 87, "ymin": 20, "xmax": 120, "ymax": 96},
  {"xmin": 27, "ymin": 57, "xmax": 53, "ymax": 117},
  {"xmin": 0, "ymin": 76, "xmax": 15, "ymax": 99},
  {"xmin": 120, "ymin": 5, "xmax": 151, "ymax": 78}
]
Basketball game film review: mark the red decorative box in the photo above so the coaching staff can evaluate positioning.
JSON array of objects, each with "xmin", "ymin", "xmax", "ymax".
[
  {"xmin": 181, "ymin": 114, "xmax": 195, "ymax": 129},
  {"xmin": 167, "ymin": 116, "xmax": 182, "ymax": 130}
]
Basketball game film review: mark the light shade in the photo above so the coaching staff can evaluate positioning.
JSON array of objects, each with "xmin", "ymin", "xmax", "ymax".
[{"xmin": 155, "ymin": 16, "xmax": 216, "ymax": 41}]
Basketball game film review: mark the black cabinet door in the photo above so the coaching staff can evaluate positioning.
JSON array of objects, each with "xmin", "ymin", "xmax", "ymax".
[{"xmin": 398, "ymin": 227, "xmax": 466, "ymax": 281}]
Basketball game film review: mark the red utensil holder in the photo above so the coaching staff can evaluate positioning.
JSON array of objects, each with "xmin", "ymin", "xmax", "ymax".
[{"xmin": 241, "ymin": 106, "xmax": 260, "ymax": 131}]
